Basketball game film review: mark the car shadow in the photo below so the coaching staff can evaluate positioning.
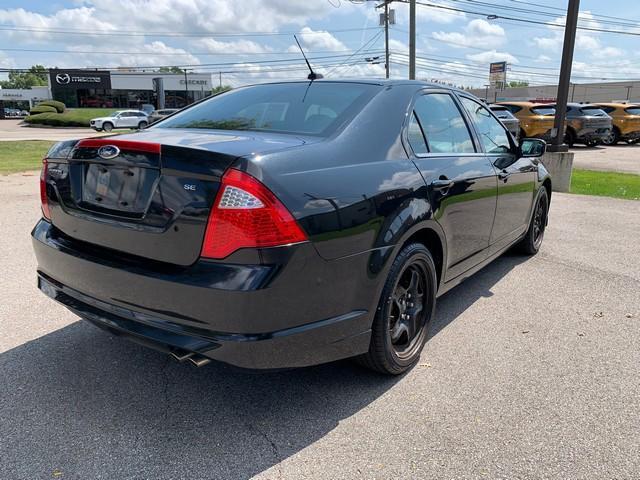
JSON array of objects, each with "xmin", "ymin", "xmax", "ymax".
[{"xmin": 0, "ymin": 252, "xmax": 527, "ymax": 479}]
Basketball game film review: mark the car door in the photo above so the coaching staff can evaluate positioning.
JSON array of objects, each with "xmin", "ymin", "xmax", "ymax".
[
  {"xmin": 458, "ymin": 96, "xmax": 537, "ymax": 250},
  {"xmin": 118, "ymin": 112, "xmax": 134, "ymax": 128},
  {"xmin": 407, "ymin": 91, "xmax": 498, "ymax": 282}
]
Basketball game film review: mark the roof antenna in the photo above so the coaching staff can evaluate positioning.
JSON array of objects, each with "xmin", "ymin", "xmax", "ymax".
[{"xmin": 294, "ymin": 34, "xmax": 323, "ymax": 81}]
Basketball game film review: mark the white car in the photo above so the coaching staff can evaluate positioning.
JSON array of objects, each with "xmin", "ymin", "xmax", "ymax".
[{"xmin": 90, "ymin": 110, "xmax": 149, "ymax": 132}]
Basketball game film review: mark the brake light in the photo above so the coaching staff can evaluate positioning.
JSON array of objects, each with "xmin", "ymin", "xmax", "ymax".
[
  {"xmin": 201, "ymin": 169, "xmax": 307, "ymax": 259},
  {"xmin": 40, "ymin": 159, "xmax": 51, "ymax": 220}
]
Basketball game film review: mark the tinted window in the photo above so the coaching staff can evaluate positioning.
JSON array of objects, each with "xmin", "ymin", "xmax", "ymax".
[
  {"xmin": 531, "ymin": 106, "xmax": 555, "ymax": 116},
  {"xmin": 490, "ymin": 107, "xmax": 515, "ymax": 120},
  {"xmin": 413, "ymin": 94, "xmax": 475, "ymax": 154},
  {"xmin": 625, "ymin": 107, "xmax": 640, "ymax": 115},
  {"xmin": 158, "ymin": 82, "xmax": 380, "ymax": 136},
  {"xmin": 407, "ymin": 112, "xmax": 428, "ymax": 155},
  {"xmin": 502, "ymin": 104, "xmax": 522, "ymax": 114},
  {"xmin": 601, "ymin": 106, "xmax": 615, "ymax": 114},
  {"xmin": 580, "ymin": 107, "xmax": 608, "ymax": 116},
  {"xmin": 461, "ymin": 97, "xmax": 511, "ymax": 154}
]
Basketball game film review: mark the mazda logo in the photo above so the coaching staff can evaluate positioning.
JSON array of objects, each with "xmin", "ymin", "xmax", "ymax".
[
  {"xmin": 55, "ymin": 73, "xmax": 71, "ymax": 85},
  {"xmin": 97, "ymin": 145, "xmax": 120, "ymax": 160}
]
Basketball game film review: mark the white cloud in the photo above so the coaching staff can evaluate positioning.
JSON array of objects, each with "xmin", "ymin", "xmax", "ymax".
[
  {"xmin": 433, "ymin": 19, "xmax": 506, "ymax": 49},
  {"xmin": 292, "ymin": 27, "xmax": 347, "ymax": 52},
  {"xmin": 193, "ymin": 38, "xmax": 273, "ymax": 55},
  {"xmin": 592, "ymin": 46, "xmax": 624, "ymax": 59},
  {"xmin": 466, "ymin": 50, "xmax": 518, "ymax": 65}
]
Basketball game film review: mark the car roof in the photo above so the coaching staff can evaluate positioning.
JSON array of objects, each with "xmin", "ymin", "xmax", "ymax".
[
  {"xmin": 235, "ymin": 78, "xmax": 468, "ymax": 94},
  {"xmin": 495, "ymin": 101, "xmax": 553, "ymax": 107},
  {"xmin": 592, "ymin": 103, "xmax": 631, "ymax": 108}
]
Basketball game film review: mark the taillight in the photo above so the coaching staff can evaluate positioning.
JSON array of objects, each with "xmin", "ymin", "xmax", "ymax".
[
  {"xmin": 40, "ymin": 159, "xmax": 51, "ymax": 220},
  {"xmin": 201, "ymin": 169, "xmax": 307, "ymax": 259}
]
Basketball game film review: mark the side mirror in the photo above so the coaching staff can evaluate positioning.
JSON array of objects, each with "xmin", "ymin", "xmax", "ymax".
[{"xmin": 519, "ymin": 138, "xmax": 546, "ymax": 157}]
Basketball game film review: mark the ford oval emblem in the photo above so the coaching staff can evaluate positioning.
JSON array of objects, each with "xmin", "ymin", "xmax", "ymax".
[{"xmin": 97, "ymin": 145, "xmax": 120, "ymax": 160}]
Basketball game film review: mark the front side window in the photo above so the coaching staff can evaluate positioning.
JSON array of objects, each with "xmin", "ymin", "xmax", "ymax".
[
  {"xmin": 460, "ymin": 97, "xmax": 512, "ymax": 154},
  {"xmin": 157, "ymin": 82, "xmax": 381, "ymax": 136},
  {"xmin": 413, "ymin": 93, "xmax": 475, "ymax": 154},
  {"xmin": 625, "ymin": 107, "xmax": 640, "ymax": 115}
]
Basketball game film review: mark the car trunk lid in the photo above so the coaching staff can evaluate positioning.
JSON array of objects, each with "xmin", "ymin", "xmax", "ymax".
[{"xmin": 44, "ymin": 129, "xmax": 313, "ymax": 266}]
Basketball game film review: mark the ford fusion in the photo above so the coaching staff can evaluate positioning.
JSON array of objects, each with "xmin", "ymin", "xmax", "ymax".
[{"xmin": 33, "ymin": 80, "xmax": 551, "ymax": 375}]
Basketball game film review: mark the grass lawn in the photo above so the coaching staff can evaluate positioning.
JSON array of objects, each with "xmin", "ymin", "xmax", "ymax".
[
  {"xmin": 23, "ymin": 108, "xmax": 117, "ymax": 127},
  {"xmin": 571, "ymin": 169, "xmax": 640, "ymax": 200},
  {"xmin": 0, "ymin": 140, "xmax": 54, "ymax": 174}
]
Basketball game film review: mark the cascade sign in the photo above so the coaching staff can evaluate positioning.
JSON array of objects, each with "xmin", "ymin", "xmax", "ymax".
[
  {"xmin": 49, "ymin": 69, "xmax": 112, "ymax": 90},
  {"xmin": 489, "ymin": 62, "xmax": 507, "ymax": 89}
]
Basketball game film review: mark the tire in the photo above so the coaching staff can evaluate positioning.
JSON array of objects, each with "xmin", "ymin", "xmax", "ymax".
[
  {"xmin": 138, "ymin": 121, "xmax": 148, "ymax": 129},
  {"xmin": 102, "ymin": 122, "xmax": 113, "ymax": 132},
  {"xmin": 602, "ymin": 127, "xmax": 620, "ymax": 146},
  {"xmin": 564, "ymin": 129, "xmax": 576, "ymax": 147},
  {"xmin": 357, "ymin": 243, "xmax": 437, "ymax": 375},
  {"xmin": 517, "ymin": 187, "xmax": 549, "ymax": 255},
  {"xmin": 95, "ymin": 128, "xmax": 103, "ymax": 132}
]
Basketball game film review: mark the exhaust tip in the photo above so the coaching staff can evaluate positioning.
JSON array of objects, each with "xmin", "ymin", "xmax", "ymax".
[
  {"xmin": 169, "ymin": 349, "xmax": 194, "ymax": 363},
  {"xmin": 188, "ymin": 355, "xmax": 212, "ymax": 368}
]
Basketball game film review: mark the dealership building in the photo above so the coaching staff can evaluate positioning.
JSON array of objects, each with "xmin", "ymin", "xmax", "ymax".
[{"xmin": 48, "ymin": 69, "xmax": 212, "ymax": 109}]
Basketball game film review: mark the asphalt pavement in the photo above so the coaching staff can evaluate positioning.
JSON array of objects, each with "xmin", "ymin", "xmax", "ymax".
[
  {"xmin": 0, "ymin": 119, "xmax": 104, "ymax": 142},
  {"xmin": 1, "ymin": 173, "xmax": 638, "ymax": 479},
  {"xmin": 571, "ymin": 143, "xmax": 640, "ymax": 175}
]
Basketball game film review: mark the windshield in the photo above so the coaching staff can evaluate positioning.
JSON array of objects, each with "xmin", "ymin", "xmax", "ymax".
[
  {"xmin": 580, "ymin": 107, "xmax": 608, "ymax": 116},
  {"xmin": 625, "ymin": 107, "xmax": 640, "ymax": 115},
  {"xmin": 157, "ymin": 82, "xmax": 381, "ymax": 136},
  {"xmin": 490, "ymin": 108, "xmax": 515, "ymax": 119},
  {"xmin": 531, "ymin": 106, "xmax": 556, "ymax": 116}
]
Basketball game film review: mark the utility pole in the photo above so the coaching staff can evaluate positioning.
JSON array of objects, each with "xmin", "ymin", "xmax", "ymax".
[
  {"xmin": 384, "ymin": 1, "xmax": 390, "ymax": 79},
  {"xmin": 409, "ymin": 0, "xmax": 416, "ymax": 79},
  {"xmin": 549, "ymin": 0, "xmax": 580, "ymax": 152}
]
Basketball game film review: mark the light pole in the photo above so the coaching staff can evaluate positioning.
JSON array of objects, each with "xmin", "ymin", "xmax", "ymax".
[
  {"xmin": 409, "ymin": 0, "xmax": 416, "ymax": 79},
  {"xmin": 548, "ymin": 0, "xmax": 580, "ymax": 152}
]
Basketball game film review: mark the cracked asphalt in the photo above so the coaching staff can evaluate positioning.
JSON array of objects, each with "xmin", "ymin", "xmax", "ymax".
[{"xmin": 1, "ymin": 173, "xmax": 639, "ymax": 479}]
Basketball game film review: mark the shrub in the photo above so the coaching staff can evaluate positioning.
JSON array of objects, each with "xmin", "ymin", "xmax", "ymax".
[
  {"xmin": 29, "ymin": 105, "xmax": 57, "ymax": 115},
  {"xmin": 38, "ymin": 100, "xmax": 66, "ymax": 113}
]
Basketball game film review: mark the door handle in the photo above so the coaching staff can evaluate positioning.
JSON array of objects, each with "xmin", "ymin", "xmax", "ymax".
[
  {"xmin": 431, "ymin": 178, "xmax": 454, "ymax": 191},
  {"xmin": 498, "ymin": 170, "xmax": 511, "ymax": 181}
]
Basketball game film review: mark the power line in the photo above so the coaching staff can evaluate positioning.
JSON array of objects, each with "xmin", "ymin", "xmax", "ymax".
[{"xmin": 0, "ymin": 25, "xmax": 379, "ymax": 38}]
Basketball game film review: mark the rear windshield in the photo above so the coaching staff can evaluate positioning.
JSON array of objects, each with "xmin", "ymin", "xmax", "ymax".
[
  {"xmin": 580, "ymin": 107, "xmax": 608, "ymax": 116},
  {"xmin": 624, "ymin": 107, "xmax": 640, "ymax": 115},
  {"xmin": 531, "ymin": 106, "xmax": 556, "ymax": 116},
  {"xmin": 490, "ymin": 107, "xmax": 515, "ymax": 119},
  {"xmin": 157, "ymin": 82, "xmax": 381, "ymax": 136}
]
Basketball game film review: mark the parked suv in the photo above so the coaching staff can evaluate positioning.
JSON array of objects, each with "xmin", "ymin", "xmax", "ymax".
[
  {"xmin": 495, "ymin": 102, "xmax": 555, "ymax": 140},
  {"xmin": 148, "ymin": 108, "xmax": 179, "ymax": 124},
  {"xmin": 34, "ymin": 80, "xmax": 551, "ymax": 375},
  {"xmin": 549, "ymin": 103, "xmax": 612, "ymax": 147},
  {"xmin": 90, "ymin": 110, "xmax": 149, "ymax": 132},
  {"xmin": 593, "ymin": 103, "xmax": 640, "ymax": 145},
  {"xmin": 489, "ymin": 104, "xmax": 520, "ymax": 140}
]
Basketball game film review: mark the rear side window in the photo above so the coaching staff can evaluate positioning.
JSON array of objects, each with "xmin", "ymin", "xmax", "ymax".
[
  {"xmin": 407, "ymin": 112, "xmax": 428, "ymax": 155},
  {"xmin": 601, "ymin": 106, "xmax": 616, "ymax": 114},
  {"xmin": 413, "ymin": 93, "xmax": 475, "ymax": 154},
  {"xmin": 158, "ymin": 82, "xmax": 381, "ymax": 136},
  {"xmin": 490, "ymin": 107, "xmax": 515, "ymax": 120},
  {"xmin": 625, "ymin": 107, "xmax": 640, "ymax": 115},
  {"xmin": 502, "ymin": 104, "xmax": 522, "ymax": 114},
  {"xmin": 460, "ymin": 97, "xmax": 511, "ymax": 154}
]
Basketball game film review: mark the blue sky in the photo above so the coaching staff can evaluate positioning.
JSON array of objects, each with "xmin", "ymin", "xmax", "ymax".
[{"xmin": 1, "ymin": 0, "xmax": 639, "ymax": 87}]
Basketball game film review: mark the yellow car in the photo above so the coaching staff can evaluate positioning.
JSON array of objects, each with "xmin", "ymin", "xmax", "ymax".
[
  {"xmin": 494, "ymin": 102, "xmax": 555, "ymax": 140},
  {"xmin": 593, "ymin": 103, "xmax": 640, "ymax": 145}
]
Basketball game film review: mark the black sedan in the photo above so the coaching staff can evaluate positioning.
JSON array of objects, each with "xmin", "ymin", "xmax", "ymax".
[{"xmin": 33, "ymin": 80, "xmax": 551, "ymax": 375}]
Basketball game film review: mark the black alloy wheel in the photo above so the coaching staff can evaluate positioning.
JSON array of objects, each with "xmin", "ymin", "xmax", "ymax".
[
  {"xmin": 517, "ymin": 187, "xmax": 549, "ymax": 255},
  {"xmin": 358, "ymin": 243, "xmax": 437, "ymax": 375},
  {"xmin": 602, "ymin": 127, "xmax": 620, "ymax": 145}
]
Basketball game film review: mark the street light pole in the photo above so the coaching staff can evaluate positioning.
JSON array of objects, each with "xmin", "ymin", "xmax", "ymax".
[
  {"xmin": 549, "ymin": 0, "xmax": 580, "ymax": 152},
  {"xmin": 409, "ymin": 0, "xmax": 416, "ymax": 79}
]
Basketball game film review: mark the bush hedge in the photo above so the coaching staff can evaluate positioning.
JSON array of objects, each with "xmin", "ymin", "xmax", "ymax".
[
  {"xmin": 24, "ymin": 108, "xmax": 117, "ymax": 127},
  {"xmin": 29, "ymin": 105, "xmax": 58, "ymax": 115},
  {"xmin": 38, "ymin": 100, "xmax": 66, "ymax": 113}
]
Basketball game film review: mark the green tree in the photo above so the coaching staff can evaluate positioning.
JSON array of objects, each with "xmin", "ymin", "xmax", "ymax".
[
  {"xmin": 158, "ymin": 66, "xmax": 185, "ymax": 74},
  {"xmin": 0, "ymin": 65, "xmax": 48, "ymax": 89},
  {"xmin": 212, "ymin": 85, "xmax": 232, "ymax": 95},
  {"xmin": 507, "ymin": 80, "xmax": 529, "ymax": 88}
]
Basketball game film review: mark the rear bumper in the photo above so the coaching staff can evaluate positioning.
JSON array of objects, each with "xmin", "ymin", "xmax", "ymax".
[
  {"xmin": 576, "ymin": 126, "xmax": 611, "ymax": 141},
  {"xmin": 32, "ymin": 220, "xmax": 373, "ymax": 369}
]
